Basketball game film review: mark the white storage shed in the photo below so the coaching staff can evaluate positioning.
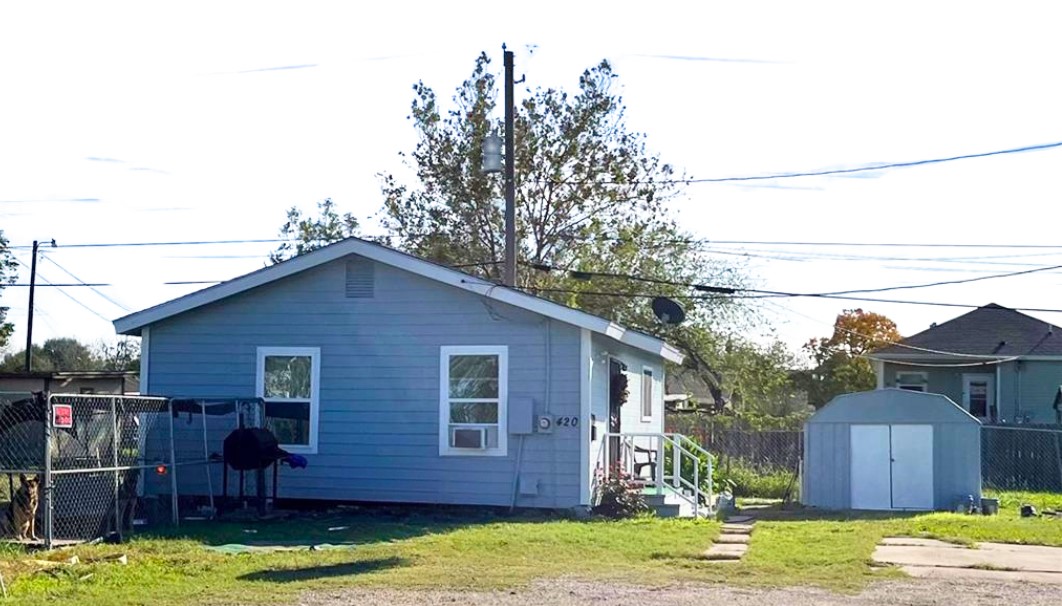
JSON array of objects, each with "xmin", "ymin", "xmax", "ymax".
[{"xmin": 802, "ymin": 389, "xmax": 982, "ymax": 511}]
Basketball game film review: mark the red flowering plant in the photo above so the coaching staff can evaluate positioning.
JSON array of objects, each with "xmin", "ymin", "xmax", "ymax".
[{"xmin": 592, "ymin": 464, "xmax": 650, "ymax": 519}]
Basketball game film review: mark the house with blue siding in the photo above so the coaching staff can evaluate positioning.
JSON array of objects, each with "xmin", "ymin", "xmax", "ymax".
[
  {"xmin": 871, "ymin": 303, "xmax": 1062, "ymax": 425},
  {"xmin": 114, "ymin": 237, "xmax": 707, "ymax": 513}
]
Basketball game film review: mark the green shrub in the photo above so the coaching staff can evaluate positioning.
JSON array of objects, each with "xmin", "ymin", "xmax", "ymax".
[
  {"xmin": 715, "ymin": 458, "xmax": 797, "ymax": 500},
  {"xmin": 592, "ymin": 471, "xmax": 651, "ymax": 519},
  {"xmin": 663, "ymin": 440, "xmax": 726, "ymax": 499}
]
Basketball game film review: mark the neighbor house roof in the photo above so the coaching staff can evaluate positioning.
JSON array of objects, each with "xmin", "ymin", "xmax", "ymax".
[
  {"xmin": 113, "ymin": 237, "xmax": 684, "ymax": 363},
  {"xmin": 873, "ymin": 303, "xmax": 1062, "ymax": 358}
]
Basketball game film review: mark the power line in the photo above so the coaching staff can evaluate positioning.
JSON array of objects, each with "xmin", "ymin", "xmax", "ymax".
[
  {"xmin": 540, "ymin": 140, "xmax": 1062, "ymax": 185},
  {"xmin": 10, "ymin": 257, "xmax": 114, "ymax": 324},
  {"xmin": 762, "ymin": 300, "xmax": 1019, "ymax": 365},
  {"xmin": 526, "ymin": 261, "xmax": 1062, "ymax": 301},
  {"xmin": 820, "ymin": 264, "xmax": 1062, "ymax": 297},
  {"xmin": 42, "ymin": 256, "xmax": 131, "ymax": 312},
  {"xmin": 699, "ymin": 239, "xmax": 1062, "ymax": 249},
  {"xmin": 7, "ymin": 238, "xmax": 289, "ymax": 250}
]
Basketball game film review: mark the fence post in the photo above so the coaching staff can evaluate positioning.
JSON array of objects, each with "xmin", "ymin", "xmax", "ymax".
[
  {"xmin": 167, "ymin": 399, "xmax": 179, "ymax": 527},
  {"xmin": 1055, "ymin": 432, "xmax": 1062, "ymax": 491},
  {"xmin": 42, "ymin": 392, "xmax": 54, "ymax": 549},
  {"xmin": 111, "ymin": 396, "xmax": 121, "ymax": 537}
]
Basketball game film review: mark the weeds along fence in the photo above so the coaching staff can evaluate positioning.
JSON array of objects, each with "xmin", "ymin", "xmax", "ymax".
[
  {"xmin": 981, "ymin": 425, "xmax": 1062, "ymax": 493},
  {"xmin": 0, "ymin": 393, "xmax": 264, "ymax": 548},
  {"xmin": 666, "ymin": 414, "xmax": 803, "ymax": 499}
]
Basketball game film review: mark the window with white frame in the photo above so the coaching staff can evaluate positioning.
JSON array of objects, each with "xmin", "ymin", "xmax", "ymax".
[
  {"xmin": 641, "ymin": 368, "xmax": 653, "ymax": 420},
  {"xmin": 439, "ymin": 346, "xmax": 508, "ymax": 456},
  {"xmin": 896, "ymin": 371, "xmax": 928, "ymax": 392},
  {"xmin": 256, "ymin": 347, "xmax": 320, "ymax": 453}
]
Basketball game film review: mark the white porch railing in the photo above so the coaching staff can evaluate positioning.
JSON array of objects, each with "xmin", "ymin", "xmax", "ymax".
[{"xmin": 593, "ymin": 432, "xmax": 714, "ymax": 517}]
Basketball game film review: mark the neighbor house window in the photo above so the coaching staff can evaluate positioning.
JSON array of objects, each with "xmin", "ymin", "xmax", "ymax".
[
  {"xmin": 256, "ymin": 347, "xmax": 320, "ymax": 453},
  {"xmin": 439, "ymin": 346, "xmax": 508, "ymax": 457},
  {"xmin": 896, "ymin": 372, "xmax": 928, "ymax": 392},
  {"xmin": 641, "ymin": 369, "xmax": 654, "ymax": 421}
]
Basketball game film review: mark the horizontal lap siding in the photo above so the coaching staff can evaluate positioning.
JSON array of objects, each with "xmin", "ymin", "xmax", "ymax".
[{"xmin": 147, "ymin": 256, "xmax": 584, "ymax": 508}]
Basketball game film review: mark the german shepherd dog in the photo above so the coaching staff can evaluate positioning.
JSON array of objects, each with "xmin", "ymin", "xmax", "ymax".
[{"xmin": 2, "ymin": 474, "xmax": 40, "ymax": 541}]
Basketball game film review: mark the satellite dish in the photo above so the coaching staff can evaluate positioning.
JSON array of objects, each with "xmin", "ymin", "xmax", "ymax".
[{"xmin": 651, "ymin": 297, "xmax": 685, "ymax": 325}]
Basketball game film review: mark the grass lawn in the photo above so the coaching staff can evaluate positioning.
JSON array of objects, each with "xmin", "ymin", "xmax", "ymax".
[{"xmin": 1, "ymin": 496, "xmax": 1060, "ymax": 606}]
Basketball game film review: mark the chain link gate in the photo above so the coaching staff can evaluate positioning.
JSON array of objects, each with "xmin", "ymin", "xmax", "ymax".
[{"xmin": 0, "ymin": 391, "xmax": 46, "ymax": 541}]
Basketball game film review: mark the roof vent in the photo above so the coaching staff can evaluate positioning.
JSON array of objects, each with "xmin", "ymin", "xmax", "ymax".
[{"xmin": 345, "ymin": 257, "xmax": 375, "ymax": 298}]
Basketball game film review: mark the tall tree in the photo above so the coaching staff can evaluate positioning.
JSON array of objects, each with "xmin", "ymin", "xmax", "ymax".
[
  {"xmin": 0, "ymin": 231, "xmax": 18, "ymax": 350},
  {"xmin": 377, "ymin": 52, "xmax": 746, "ymax": 329},
  {"xmin": 798, "ymin": 309, "xmax": 902, "ymax": 407},
  {"xmin": 275, "ymin": 53, "xmax": 793, "ymax": 413},
  {"xmin": 270, "ymin": 198, "xmax": 360, "ymax": 264}
]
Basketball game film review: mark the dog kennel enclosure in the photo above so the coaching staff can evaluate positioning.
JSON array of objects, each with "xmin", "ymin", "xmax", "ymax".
[{"xmin": 0, "ymin": 392, "xmax": 264, "ymax": 548}]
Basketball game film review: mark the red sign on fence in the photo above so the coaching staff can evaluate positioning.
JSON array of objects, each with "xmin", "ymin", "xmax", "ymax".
[{"xmin": 52, "ymin": 404, "xmax": 73, "ymax": 428}]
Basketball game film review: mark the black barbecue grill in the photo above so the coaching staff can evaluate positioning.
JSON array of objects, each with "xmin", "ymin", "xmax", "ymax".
[{"xmin": 221, "ymin": 427, "xmax": 298, "ymax": 513}]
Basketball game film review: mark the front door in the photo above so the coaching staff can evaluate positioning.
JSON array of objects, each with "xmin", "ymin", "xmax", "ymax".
[
  {"xmin": 962, "ymin": 374, "xmax": 995, "ymax": 420},
  {"xmin": 607, "ymin": 359, "xmax": 625, "ymax": 466}
]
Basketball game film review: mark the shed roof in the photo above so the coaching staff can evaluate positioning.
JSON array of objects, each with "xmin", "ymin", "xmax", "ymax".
[
  {"xmin": 873, "ymin": 303, "xmax": 1062, "ymax": 358},
  {"xmin": 113, "ymin": 237, "xmax": 684, "ymax": 364},
  {"xmin": 808, "ymin": 389, "xmax": 980, "ymax": 425}
]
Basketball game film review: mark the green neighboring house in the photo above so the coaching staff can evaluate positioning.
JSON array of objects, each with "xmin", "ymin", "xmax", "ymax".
[{"xmin": 871, "ymin": 303, "xmax": 1062, "ymax": 426}]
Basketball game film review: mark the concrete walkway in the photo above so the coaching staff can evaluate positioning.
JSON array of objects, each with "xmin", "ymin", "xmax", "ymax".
[
  {"xmin": 703, "ymin": 515, "xmax": 755, "ymax": 561},
  {"xmin": 873, "ymin": 537, "xmax": 1062, "ymax": 584}
]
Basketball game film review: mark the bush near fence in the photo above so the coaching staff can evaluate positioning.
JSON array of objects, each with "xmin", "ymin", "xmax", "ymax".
[{"xmin": 667, "ymin": 413, "xmax": 803, "ymax": 499}]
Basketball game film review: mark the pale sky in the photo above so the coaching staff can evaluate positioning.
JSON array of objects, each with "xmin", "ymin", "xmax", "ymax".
[{"xmin": 2, "ymin": 1, "xmax": 1061, "ymax": 363}]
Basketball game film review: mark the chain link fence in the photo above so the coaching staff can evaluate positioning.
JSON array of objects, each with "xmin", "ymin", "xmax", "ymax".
[
  {"xmin": 667, "ymin": 419, "xmax": 1062, "ymax": 500},
  {"xmin": 2, "ymin": 394, "xmax": 268, "ymax": 547},
  {"xmin": 1, "ymin": 391, "xmax": 46, "ymax": 529},
  {"xmin": 45, "ymin": 394, "xmax": 176, "ymax": 546},
  {"xmin": 666, "ymin": 415, "xmax": 803, "ymax": 499},
  {"xmin": 981, "ymin": 425, "xmax": 1062, "ymax": 493}
]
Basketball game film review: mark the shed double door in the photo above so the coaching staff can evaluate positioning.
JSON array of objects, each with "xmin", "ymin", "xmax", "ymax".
[{"xmin": 849, "ymin": 424, "xmax": 933, "ymax": 510}]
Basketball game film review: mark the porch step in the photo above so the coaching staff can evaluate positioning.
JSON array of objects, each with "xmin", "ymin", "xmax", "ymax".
[{"xmin": 651, "ymin": 503, "xmax": 682, "ymax": 518}]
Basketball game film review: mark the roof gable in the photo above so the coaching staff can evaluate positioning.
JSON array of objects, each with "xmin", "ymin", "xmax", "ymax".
[
  {"xmin": 874, "ymin": 303, "xmax": 1062, "ymax": 357},
  {"xmin": 113, "ymin": 238, "xmax": 684, "ymax": 363},
  {"xmin": 809, "ymin": 389, "xmax": 980, "ymax": 425}
]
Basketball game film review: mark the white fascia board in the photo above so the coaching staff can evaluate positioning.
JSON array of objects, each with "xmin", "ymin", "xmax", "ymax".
[{"xmin": 113, "ymin": 237, "xmax": 685, "ymax": 364}]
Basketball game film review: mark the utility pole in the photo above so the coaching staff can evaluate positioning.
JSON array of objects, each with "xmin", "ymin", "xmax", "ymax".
[
  {"xmin": 25, "ymin": 240, "xmax": 39, "ymax": 372},
  {"xmin": 24, "ymin": 238, "xmax": 54, "ymax": 372},
  {"xmin": 503, "ymin": 47, "xmax": 517, "ymax": 287}
]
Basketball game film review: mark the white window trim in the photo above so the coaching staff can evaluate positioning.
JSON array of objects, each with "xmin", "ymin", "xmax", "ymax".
[
  {"xmin": 896, "ymin": 371, "xmax": 928, "ymax": 392},
  {"xmin": 641, "ymin": 366, "xmax": 654, "ymax": 422},
  {"xmin": 256, "ymin": 346, "xmax": 321, "ymax": 454},
  {"xmin": 439, "ymin": 345, "xmax": 508, "ymax": 457}
]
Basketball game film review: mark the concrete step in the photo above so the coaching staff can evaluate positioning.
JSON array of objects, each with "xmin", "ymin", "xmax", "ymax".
[
  {"xmin": 651, "ymin": 503, "xmax": 682, "ymax": 518},
  {"xmin": 703, "ymin": 543, "xmax": 748, "ymax": 560},
  {"xmin": 720, "ymin": 523, "xmax": 754, "ymax": 534},
  {"xmin": 715, "ymin": 533, "xmax": 750, "ymax": 544},
  {"xmin": 644, "ymin": 493, "xmax": 669, "ymax": 507}
]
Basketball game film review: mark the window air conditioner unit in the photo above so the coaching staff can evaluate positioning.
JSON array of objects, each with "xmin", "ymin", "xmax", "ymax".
[{"xmin": 452, "ymin": 427, "xmax": 487, "ymax": 449}]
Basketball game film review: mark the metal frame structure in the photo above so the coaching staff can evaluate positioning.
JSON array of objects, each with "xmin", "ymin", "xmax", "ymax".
[{"xmin": 0, "ymin": 393, "xmax": 264, "ymax": 548}]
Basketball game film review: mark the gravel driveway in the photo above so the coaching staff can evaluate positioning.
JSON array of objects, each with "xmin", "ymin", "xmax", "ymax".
[{"xmin": 299, "ymin": 578, "xmax": 1062, "ymax": 606}]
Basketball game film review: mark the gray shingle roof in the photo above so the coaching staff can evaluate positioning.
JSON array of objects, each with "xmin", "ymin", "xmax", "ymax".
[{"xmin": 874, "ymin": 303, "xmax": 1062, "ymax": 357}]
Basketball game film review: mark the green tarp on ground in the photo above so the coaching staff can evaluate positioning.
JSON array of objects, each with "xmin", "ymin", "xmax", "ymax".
[{"xmin": 205, "ymin": 543, "xmax": 357, "ymax": 555}]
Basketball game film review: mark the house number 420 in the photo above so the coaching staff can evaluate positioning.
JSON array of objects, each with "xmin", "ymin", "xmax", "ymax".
[{"xmin": 555, "ymin": 416, "xmax": 579, "ymax": 427}]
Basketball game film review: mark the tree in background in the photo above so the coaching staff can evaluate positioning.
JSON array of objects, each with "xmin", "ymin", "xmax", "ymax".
[
  {"xmin": 0, "ymin": 338, "xmax": 140, "ymax": 372},
  {"xmin": 273, "ymin": 53, "xmax": 799, "ymax": 415},
  {"xmin": 0, "ymin": 231, "xmax": 18, "ymax": 350},
  {"xmin": 269, "ymin": 198, "xmax": 360, "ymax": 264},
  {"xmin": 798, "ymin": 308, "xmax": 902, "ymax": 407}
]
